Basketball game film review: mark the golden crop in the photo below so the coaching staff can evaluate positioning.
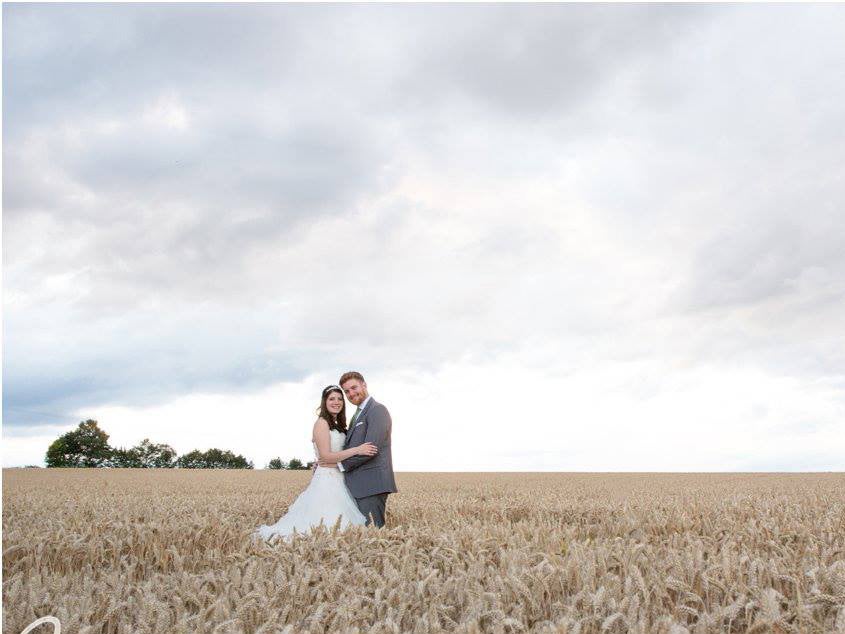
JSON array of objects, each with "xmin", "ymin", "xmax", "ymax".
[{"xmin": 3, "ymin": 470, "xmax": 844, "ymax": 633}]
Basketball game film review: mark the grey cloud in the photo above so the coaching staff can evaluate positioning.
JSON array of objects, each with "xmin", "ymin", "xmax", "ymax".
[
  {"xmin": 673, "ymin": 129, "xmax": 845, "ymax": 315},
  {"xmin": 2, "ymin": 300, "xmax": 309, "ymax": 429},
  {"xmin": 733, "ymin": 448, "xmax": 845, "ymax": 472},
  {"xmin": 685, "ymin": 219, "xmax": 816, "ymax": 310},
  {"xmin": 55, "ymin": 118, "xmax": 386, "ymax": 213},
  {"xmin": 400, "ymin": 4, "xmax": 717, "ymax": 117},
  {"xmin": 4, "ymin": 86, "xmax": 395, "ymax": 318},
  {"xmin": 3, "ymin": 4, "xmax": 308, "ymax": 130},
  {"xmin": 4, "ymin": 3, "xmax": 845, "ymax": 447}
]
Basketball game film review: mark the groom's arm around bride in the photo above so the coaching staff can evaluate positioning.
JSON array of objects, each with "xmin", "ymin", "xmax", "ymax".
[{"xmin": 338, "ymin": 401, "xmax": 390, "ymax": 473}]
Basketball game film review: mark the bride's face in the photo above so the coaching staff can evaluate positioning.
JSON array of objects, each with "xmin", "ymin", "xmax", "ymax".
[{"xmin": 326, "ymin": 391, "xmax": 344, "ymax": 415}]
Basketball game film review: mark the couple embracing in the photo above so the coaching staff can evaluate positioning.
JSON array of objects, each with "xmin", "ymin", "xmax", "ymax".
[{"xmin": 255, "ymin": 371, "xmax": 397, "ymax": 541}]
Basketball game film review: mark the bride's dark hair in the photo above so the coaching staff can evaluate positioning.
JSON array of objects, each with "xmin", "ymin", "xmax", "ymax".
[{"xmin": 317, "ymin": 385, "xmax": 347, "ymax": 433}]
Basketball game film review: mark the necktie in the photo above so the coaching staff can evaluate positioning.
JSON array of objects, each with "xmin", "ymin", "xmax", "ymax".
[{"xmin": 350, "ymin": 407, "xmax": 361, "ymax": 427}]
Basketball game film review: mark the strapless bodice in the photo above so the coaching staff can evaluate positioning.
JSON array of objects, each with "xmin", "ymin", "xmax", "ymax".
[{"xmin": 312, "ymin": 429, "xmax": 346, "ymax": 461}]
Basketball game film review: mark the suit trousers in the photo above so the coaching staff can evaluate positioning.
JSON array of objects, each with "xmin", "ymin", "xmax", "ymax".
[{"xmin": 355, "ymin": 493, "xmax": 389, "ymax": 528}]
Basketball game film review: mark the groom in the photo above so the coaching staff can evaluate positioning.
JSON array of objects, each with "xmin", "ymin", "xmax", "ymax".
[{"xmin": 319, "ymin": 371, "xmax": 397, "ymax": 527}]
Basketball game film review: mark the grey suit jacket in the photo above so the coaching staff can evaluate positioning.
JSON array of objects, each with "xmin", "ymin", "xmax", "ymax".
[{"xmin": 340, "ymin": 397, "xmax": 398, "ymax": 499}]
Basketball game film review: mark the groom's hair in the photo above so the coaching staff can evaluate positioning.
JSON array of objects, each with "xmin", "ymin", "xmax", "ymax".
[{"xmin": 339, "ymin": 371, "xmax": 365, "ymax": 386}]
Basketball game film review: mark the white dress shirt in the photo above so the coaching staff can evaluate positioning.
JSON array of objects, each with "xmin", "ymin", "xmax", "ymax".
[{"xmin": 338, "ymin": 395, "xmax": 372, "ymax": 472}]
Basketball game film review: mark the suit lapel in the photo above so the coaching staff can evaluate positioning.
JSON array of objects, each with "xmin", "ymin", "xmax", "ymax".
[{"xmin": 345, "ymin": 398, "xmax": 375, "ymax": 447}]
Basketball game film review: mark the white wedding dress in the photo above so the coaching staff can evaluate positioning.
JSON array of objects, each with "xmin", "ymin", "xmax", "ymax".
[{"xmin": 254, "ymin": 429, "xmax": 366, "ymax": 541}]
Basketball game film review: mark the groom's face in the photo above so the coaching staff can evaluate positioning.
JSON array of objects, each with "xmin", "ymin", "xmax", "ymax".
[{"xmin": 342, "ymin": 379, "xmax": 368, "ymax": 406}]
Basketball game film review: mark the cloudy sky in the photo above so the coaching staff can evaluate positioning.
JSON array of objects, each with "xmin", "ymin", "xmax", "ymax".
[{"xmin": 3, "ymin": 3, "xmax": 844, "ymax": 471}]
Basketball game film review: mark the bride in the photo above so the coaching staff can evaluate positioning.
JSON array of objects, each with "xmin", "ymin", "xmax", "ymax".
[{"xmin": 254, "ymin": 384, "xmax": 378, "ymax": 541}]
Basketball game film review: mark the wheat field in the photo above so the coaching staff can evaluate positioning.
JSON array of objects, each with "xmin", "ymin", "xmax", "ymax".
[{"xmin": 2, "ymin": 470, "xmax": 844, "ymax": 634}]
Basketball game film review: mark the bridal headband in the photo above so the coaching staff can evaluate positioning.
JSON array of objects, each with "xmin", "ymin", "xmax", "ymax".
[{"xmin": 322, "ymin": 384, "xmax": 342, "ymax": 394}]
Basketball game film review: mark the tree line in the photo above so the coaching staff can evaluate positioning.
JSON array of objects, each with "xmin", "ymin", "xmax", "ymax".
[{"xmin": 45, "ymin": 420, "xmax": 313, "ymax": 470}]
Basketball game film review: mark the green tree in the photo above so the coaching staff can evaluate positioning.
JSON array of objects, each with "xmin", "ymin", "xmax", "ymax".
[
  {"xmin": 287, "ymin": 458, "xmax": 305, "ymax": 470},
  {"xmin": 45, "ymin": 420, "xmax": 112, "ymax": 467},
  {"xmin": 176, "ymin": 448, "xmax": 254, "ymax": 469},
  {"xmin": 267, "ymin": 457, "xmax": 286, "ymax": 470},
  {"xmin": 107, "ymin": 439, "xmax": 178, "ymax": 468},
  {"xmin": 133, "ymin": 439, "xmax": 177, "ymax": 468},
  {"xmin": 109, "ymin": 446, "xmax": 144, "ymax": 468},
  {"xmin": 175, "ymin": 449, "xmax": 206, "ymax": 469}
]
